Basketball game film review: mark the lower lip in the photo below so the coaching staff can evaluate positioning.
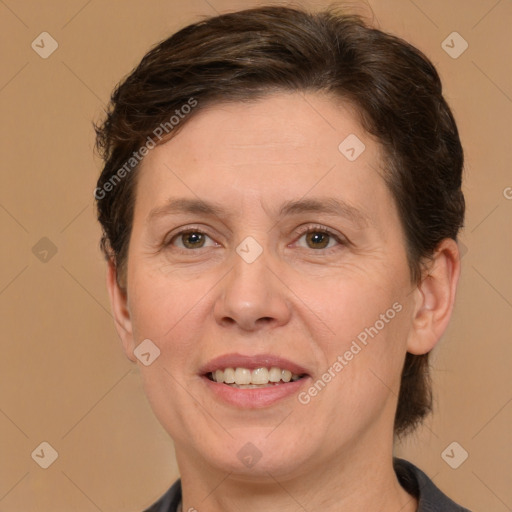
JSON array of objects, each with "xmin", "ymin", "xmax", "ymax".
[{"xmin": 201, "ymin": 375, "xmax": 310, "ymax": 408}]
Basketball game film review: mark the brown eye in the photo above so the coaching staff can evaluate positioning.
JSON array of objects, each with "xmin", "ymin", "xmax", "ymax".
[
  {"xmin": 168, "ymin": 230, "xmax": 217, "ymax": 250},
  {"xmin": 295, "ymin": 227, "xmax": 342, "ymax": 250},
  {"xmin": 181, "ymin": 232, "xmax": 206, "ymax": 249},
  {"xmin": 304, "ymin": 231, "xmax": 331, "ymax": 249}
]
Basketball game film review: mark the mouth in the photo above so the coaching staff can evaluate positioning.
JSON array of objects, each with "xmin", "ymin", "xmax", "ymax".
[
  {"xmin": 206, "ymin": 366, "xmax": 308, "ymax": 388},
  {"xmin": 199, "ymin": 353, "xmax": 311, "ymax": 408}
]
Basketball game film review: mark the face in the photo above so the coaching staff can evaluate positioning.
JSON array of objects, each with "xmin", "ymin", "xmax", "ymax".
[{"xmin": 112, "ymin": 92, "xmax": 432, "ymax": 480}]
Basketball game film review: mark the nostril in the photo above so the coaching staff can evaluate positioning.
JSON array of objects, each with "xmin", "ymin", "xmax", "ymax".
[{"xmin": 220, "ymin": 317, "xmax": 237, "ymax": 326}]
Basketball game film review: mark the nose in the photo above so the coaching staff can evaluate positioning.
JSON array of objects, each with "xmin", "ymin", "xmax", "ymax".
[{"xmin": 213, "ymin": 248, "xmax": 292, "ymax": 332}]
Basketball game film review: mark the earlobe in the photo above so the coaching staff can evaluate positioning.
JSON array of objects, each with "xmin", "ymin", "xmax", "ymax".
[
  {"xmin": 106, "ymin": 260, "xmax": 137, "ymax": 362},
  {"xmin": 406, "ymin": 239, "xmax": 461, "ymax": 355}
]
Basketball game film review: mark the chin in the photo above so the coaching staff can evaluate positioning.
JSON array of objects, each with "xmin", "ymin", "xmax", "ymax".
[{"xmin": 199, "ymin": 432, "xmax": 320, "ymax": 481}]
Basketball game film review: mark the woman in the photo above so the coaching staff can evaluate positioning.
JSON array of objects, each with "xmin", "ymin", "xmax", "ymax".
[{"xmin": 94, "ymin": 6, "xmax": 470, "ymax": 511}]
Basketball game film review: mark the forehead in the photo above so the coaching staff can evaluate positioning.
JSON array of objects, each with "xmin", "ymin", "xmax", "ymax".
[
  {"xmin": 149, "ymin": 93, "xmax": 375, "ymax": 165},
  {"xmin": 135, "ymin": 92, "xmax": 391, "ymax": 223}
]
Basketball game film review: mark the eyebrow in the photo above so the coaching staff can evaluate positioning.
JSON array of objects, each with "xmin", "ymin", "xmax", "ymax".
[{"xmin": 147, "ymin": 197, "xmax": 370, "ymax": 228}]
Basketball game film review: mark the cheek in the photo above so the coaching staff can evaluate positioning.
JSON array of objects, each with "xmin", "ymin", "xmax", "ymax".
[
  {"xmin": 293, "ymin": 270, "xmax": 404, "ymax": 343},
  {"xmin": 127, "ymin": 271, "xmax": 213, "ymax": 439},
  {"xmin": 295, "ymin": 272, "xmax": 409, "ymax": 399},
  {"xmin": 128, "ymin": 264, "xmax": 208, "ymax": 343}
]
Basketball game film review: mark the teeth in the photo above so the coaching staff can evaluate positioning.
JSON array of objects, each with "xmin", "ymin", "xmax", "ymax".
[
  {"xmin": 210, "ymin": 367, "xmax": 303, "ymax": 385},
  {"xmin": 234, "ymin": 367, "xmax": 252, "ymax": 385},
  {"xmin": 269, "ymin": 367, "xmax": 282, "ymax": 382},
  {"xmin": 223, "ymin": 367, "xmax": 235, "ymax": 383},
  {"xmin": 251, "ymin": 367, "xmax": 269, "ymax": 384},
  {"xmin": 281, "ymin": 369, "xmax": 292, "ymax": 383}
]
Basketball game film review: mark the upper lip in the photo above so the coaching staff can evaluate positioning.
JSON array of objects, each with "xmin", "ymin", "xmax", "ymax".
[{"xmin": 199, "ymin": 353, "xmax": 310, "ymax": 376}]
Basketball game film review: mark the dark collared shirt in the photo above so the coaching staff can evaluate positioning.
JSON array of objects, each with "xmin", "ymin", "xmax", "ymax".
[{"xmin": 144, "ymin": 458, "xmax": 472, "ymax": 511}]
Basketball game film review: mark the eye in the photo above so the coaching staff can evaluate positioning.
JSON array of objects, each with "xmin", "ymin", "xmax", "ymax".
[
  {"xmin": 294, "ymin": 226, "xmax": 345, "ymax": 250},
  {"xmin": 168, "ymin": 229, "xmax": 218, "ymax": 249},
  {"xmin": 164, "ymin": 225, "xmax": 345, "ymax": 252}
]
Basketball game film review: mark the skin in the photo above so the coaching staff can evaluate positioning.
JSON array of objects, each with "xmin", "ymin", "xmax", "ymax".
[{"xmin": 107, "ymin": 92, "xmax": 460, "ymax": 512}]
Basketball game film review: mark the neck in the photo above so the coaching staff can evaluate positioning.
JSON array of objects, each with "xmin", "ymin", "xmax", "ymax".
[{"xmin": 175, "ymin": 438, "xmax": 417, "ymax": 512}]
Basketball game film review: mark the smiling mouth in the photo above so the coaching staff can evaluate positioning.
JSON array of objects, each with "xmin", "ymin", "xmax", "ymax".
[{"xmin": 206, "ymin": 366, "xmax": 307, "ymax": 388}]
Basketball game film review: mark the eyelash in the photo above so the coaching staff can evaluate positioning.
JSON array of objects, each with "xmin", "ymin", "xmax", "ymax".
[
  {"xmin": 165, "ymin": 224, "xmax": 347, "ymax": 253},
  {"xmin": 293, "ymin": 224, "xmax": 347, "ymax": 252}
]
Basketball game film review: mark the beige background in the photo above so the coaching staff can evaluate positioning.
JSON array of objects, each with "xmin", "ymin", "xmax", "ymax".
[{"xmin": 0, "ymin": 0, "xmax": 511, "ymax": 510}]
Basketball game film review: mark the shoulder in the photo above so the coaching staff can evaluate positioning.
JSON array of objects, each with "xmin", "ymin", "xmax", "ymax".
[
  {"xmin": 142, "ymin": 479, "xmax": 181, "ymax": 512},
  {"xmin": 394, "ymin": 458, "xmax": 472, "ymax": 511}
]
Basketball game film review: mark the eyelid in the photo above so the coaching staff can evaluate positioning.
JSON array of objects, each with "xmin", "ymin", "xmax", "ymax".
[
  {"xmin": 292, "ymin": 223, "xmax": 349, "ymax": 245},
  {"xmin": 165, "ymin": 225, "xmax": 218, "ymax": 248}
]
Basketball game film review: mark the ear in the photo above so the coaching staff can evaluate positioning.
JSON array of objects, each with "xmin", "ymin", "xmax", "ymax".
[
  {"xmin": 106, "ymin": 260, "xmax": 137, "ymax": 362},
  {"xmin": 406, "ymin": 238, "xmax": 461, "ymax": 355}
]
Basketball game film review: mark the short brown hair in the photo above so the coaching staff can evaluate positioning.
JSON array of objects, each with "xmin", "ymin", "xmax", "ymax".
[{"xmin": 94, "ymin": 5, "xmax": 465, "ymax": 436}]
